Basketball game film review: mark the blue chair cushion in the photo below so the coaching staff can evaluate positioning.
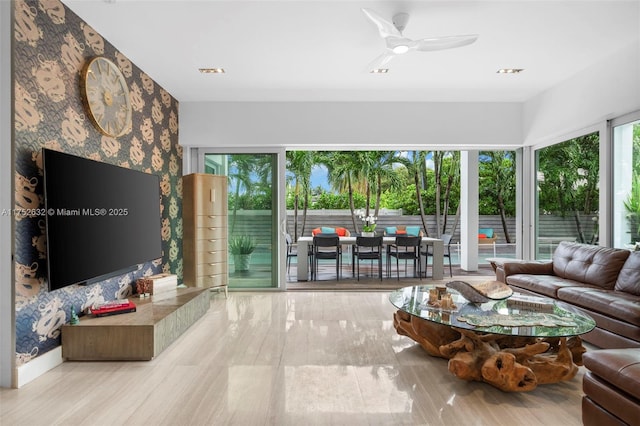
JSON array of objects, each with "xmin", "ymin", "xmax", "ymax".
[
  {"xmin": 385, "ymin": 226, "xmax": 397, "ymax": 235},
  {"xmin": 406, "ymin": 226, "xmax": 421, "ymax": 236},
  {"xmin": 321, "ymin": 226, "xmax": 336, "ymax": 234},
  {"xmin": 478, "ymin": 228, "xmax": 494, "ymax": 238}
]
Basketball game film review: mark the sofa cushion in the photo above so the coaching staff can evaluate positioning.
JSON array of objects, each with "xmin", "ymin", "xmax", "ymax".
[
  {"xmin": 615, "ymin": 251, "xmax": 640, "ymax": 295},
  {"xmin": 506, "ymin": 274, "xmax": 587, "ymax": 298},
  {"xmin": 583, "ymin": 349, "xmax": 640, "ymax": 401},
  {"xmin": 552, "ymin": 242, "xmax": 630, "ymax": 289},
  {"xmin": 557, "ymin": 287, "xmax": 640, "ymax": 327}
]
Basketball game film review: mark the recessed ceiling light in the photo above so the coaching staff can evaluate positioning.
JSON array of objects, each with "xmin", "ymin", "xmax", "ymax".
[
  {"xmin": 199, "ymin": 68, "xmax": 225, "ymax": 74},
  {"xmin": 370, "ymin": 69, "xmax": 389, "ymax": 74},
  {"xmin": 496, "ymin": 68, "xmax": 524, "ymax": 74}
]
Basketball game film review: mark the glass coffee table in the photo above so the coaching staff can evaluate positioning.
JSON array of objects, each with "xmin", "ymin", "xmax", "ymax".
[{"xmin": 389, "ymin": 284, "xmax": 596, "ymax": 392}]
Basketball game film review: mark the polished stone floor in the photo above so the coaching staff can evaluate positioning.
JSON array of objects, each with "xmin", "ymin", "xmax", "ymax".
[{"xmin": 1, "ymin": 291, "xmax": 586, "ymax": 425}]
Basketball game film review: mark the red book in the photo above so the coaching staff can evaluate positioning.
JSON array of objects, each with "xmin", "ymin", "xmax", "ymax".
[{"xmin": 91, "ymin": 300, "xmax": 137, "ymax": 317}]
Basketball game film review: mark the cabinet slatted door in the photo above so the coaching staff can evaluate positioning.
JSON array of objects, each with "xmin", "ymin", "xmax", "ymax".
[{"xmin": 183, "ymin": 174, "xmax": 228, "ymax": 296}]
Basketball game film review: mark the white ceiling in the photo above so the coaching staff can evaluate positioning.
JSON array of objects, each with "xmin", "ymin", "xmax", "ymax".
[{"xmin": 63, "ymin": 0, "xmax": 640, "ymax": 103}]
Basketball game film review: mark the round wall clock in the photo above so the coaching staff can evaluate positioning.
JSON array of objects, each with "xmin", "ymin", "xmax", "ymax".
[{"xmin": 82, "ymin": 56, "xmax": 132, "ymax": 138}]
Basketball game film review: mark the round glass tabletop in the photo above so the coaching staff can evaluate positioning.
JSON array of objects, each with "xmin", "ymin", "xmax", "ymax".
[{"xmin": 389, "ymin": 285, "xmax": 596, "ymax": 338}]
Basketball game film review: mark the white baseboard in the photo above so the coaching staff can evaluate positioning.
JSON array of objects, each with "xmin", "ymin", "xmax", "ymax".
[{"xmin": 15, "ymin": 347, "xmax": 63, "ymax": 388}]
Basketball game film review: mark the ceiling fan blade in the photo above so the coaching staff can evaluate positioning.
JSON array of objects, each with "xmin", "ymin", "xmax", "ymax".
[
  {"xmin": 414, "ymin": 34, "xmax": 479, "ymax": 52},
  {"xmin": 365, "ymin": 51, "xmax": 396, "ymax": 72},
  {"xmin": 361, "ymin": 8, "xmax": 401, "ymax": 38}
]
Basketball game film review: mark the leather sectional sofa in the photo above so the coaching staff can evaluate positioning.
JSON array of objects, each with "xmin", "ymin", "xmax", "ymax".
[{"xmin": 495, "ymin": 242, "xmax": 640, "ymax": 349}]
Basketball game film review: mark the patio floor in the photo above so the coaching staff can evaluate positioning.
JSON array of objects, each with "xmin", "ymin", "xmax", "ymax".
[{"xmin": 286, "ymin": 260, "xmax": 496, "ymax": 291}]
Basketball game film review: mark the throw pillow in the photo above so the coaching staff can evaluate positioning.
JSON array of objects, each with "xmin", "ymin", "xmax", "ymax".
[
  {"xmin": 478, "ymin": 228, "xmax": 494, "ymax": 238},
  {"xmin": 406, "ymin": 226, "xmax": 421, "ymax": 236}
]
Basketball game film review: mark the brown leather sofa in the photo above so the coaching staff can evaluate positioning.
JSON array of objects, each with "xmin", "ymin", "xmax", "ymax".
[
  {"xmin": 582, "ymin": 348, "xmax": 640, "ymax": 425},
  {"xmin": 496, "ymin": 242, "xmax": 640, "ymax": 349}
]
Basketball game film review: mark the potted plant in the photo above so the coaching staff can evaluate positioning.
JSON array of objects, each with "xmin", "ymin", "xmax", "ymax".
[
  {"xmin": 229, "ymin": 235, "xmax": 256, "ymax": 272},
  {"xmin": 624, "ymin": 172, "xmax": 640, "ymax": 244},
  {"xmin": 357, "ymin": 209, "xmax": 377, "ymax": 237}
]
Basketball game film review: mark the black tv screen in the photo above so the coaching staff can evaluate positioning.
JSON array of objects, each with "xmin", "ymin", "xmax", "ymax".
[{"xmin": 43, "ymin": 149, "xmax": 162, "ymax": 290}]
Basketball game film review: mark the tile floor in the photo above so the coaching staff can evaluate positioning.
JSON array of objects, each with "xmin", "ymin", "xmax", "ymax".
[{"xmin": 0, "ymin": 291, "xmax": 586, "ymax": 425}]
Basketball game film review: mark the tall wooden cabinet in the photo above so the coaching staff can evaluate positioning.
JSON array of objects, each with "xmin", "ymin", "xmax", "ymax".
[{"xmin": 182, "ymin": 173, "xmax": 228, "ymax": 296}]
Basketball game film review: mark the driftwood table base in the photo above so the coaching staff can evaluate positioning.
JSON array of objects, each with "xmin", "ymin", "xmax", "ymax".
[{"xmin": 393, "ymin": 309, "xmax": 586, "ymax": 392}]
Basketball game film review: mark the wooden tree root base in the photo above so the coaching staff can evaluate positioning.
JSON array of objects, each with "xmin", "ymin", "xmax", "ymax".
[{"xmin": 393, "ymin": 309, "xmax": 586, "ymax": 392}]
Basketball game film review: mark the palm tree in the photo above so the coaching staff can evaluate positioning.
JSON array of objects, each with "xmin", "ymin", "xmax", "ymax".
[
  {"xmin": 404, "ymin": 151, "xmax": 430, "ymax": 237},
  {"xmin": 286, "ymin": 151, "xmax": 314, "ymax": 240},
  {"xmin": 323, "ymin": 152, "xmax": 361, "ymax": 232},
  {"xmin": 228, "ymin": 155, "xmax": 253, "ymax": 233},
  {"xmin": 441, "ymin": 151, "xmax": 460, "ymax": 235},
  {"xmin": 480, "ymin": 151, "xmax": 515, "ymax": 243},
  {"xmin": 368, "ymin": 151, "xmax": 404, "ymax": 217},
  {"xmin": 431, "ymin": 151, "xmax": 461, "ymax": 237},
  {"xmin": 352, "ymin": 151, "xmax": 375, "ymax": 217}
]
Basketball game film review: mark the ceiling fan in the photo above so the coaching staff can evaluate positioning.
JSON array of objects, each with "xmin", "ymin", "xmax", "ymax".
[{"xmin": 362, "ymin": 8, "xmax": 479, "ymax": 71}]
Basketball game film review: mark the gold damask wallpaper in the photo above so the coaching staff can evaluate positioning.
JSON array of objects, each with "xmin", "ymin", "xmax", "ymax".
[{"xmin": 13, "ymin": 0, "xmax": 182, "ymax": 365}]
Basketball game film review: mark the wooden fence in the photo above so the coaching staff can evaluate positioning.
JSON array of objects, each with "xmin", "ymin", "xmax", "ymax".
[{"xmin": 227, "ymin": 210, "xmax": 599, "ymax": 254}]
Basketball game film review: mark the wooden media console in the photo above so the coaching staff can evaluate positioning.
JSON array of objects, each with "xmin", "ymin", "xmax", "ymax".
[{"xmin": 61, "ymin": 287, "xmax": 210, "ymax": 361}]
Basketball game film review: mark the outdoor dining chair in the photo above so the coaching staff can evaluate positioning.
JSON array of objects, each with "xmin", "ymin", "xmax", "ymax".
[
  {"xmin": 352, "ymin": 235, "xmax": 383, "ymax": 281},
  {"xmin": 285, "ymin": 233, "xmax": 313, "ymax": 276},
  {"xmin": 312, "ymin": 234, "xmax": 342, "ymax": 280},
  {"xmin": 387, "ymin": 235, "xmax": 422, "ymax": 280},
  {"xmin": 286, "ymin": 233, "xmax": 296, "ymax": 275}
]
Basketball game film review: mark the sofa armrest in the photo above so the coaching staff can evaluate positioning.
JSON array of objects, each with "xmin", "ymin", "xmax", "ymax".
[{"xmin": 503, "ymin": 261, "xmax": 553, "ymax": 278}]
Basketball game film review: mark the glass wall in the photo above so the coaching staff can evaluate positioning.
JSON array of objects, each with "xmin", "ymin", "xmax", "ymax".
[
  {"xmin": 205, "ymin": 153, "xmax": 279, "ymax": 289},
  {"xmin": 285, "ymin": 150, "xmax": 518, "ymax": 268},
  {"xmin": 613, "ymin": 116, "xmax": 640, "ymax": 249},
  {"xmin": 478, "ymin": 151, "xmax": 517, "ymax": 261},
  {"xmin": 535, "ymin": 133, "xmax": 600, "ymax": 259}
]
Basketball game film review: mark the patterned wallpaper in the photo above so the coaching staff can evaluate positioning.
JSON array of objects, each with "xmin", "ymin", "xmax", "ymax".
[{"xmin": 13, "ymin": 0, "xmax": 182, "ymax": 366}]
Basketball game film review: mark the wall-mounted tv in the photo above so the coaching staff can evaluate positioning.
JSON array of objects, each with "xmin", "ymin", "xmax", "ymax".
[{"xmin": 43, "ymin": 149, "xmax": 162, "ymax": 291}]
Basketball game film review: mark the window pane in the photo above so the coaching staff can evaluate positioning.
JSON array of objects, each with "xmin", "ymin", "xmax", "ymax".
[
  {"xmin": 204, "ymin": 153, "xmax": 279, "ymax": 289},
  {"xmin": 613, "ymin": 119, "xmax": 640, "ymax": 249},
  {"xmin": 535, "ymin": 133, "xmax": 600, "ymax": 259}
]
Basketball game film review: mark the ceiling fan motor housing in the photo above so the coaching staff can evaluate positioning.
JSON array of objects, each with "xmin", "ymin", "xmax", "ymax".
[{"xmin": 392, "ymin": 13, "xmax": 410, "ymax": 33}]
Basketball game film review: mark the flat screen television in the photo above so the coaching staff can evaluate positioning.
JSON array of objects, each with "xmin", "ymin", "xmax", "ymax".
[{"xmin": 43, "ymin": 149, "xmax": 162, "ymax": 291}]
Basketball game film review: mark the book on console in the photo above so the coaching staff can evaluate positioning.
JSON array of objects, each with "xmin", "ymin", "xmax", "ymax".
[{"xmin": 91, "ymin": 300, "xmax": 137, "ymax": 317}]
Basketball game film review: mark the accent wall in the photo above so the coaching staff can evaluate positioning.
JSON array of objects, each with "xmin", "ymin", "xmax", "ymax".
[{"xmin": 13, "ymin": 0, "xmax": 182, "ymax": 366}]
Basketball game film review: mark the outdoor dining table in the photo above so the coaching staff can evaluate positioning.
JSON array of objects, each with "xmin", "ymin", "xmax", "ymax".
[{"xmin": 296, "ymin": 236, "xmax": 445, "ymax": 281}]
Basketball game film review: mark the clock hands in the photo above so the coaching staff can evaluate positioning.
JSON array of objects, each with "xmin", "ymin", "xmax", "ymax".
[{"xmin": 83, "ymin": 57, "xmax": 131, "ymax": 137}]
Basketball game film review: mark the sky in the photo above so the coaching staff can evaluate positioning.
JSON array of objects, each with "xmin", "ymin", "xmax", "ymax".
[{"xmin": 310, "ymin": 165, "xmax": 329, "ymax": 190}]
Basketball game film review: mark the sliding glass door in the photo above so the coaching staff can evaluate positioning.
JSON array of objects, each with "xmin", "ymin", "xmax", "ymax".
[
  {"xmin": 200, "ymin": 150, "xmax": 284, "ymax": 289},
  {"xmin": 612, "ymin": 113, "xmax": 640, "ymax": 249},
  {"xmin": 534, "ymin": 132, "xmax": 600, "ymax": 259}
]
